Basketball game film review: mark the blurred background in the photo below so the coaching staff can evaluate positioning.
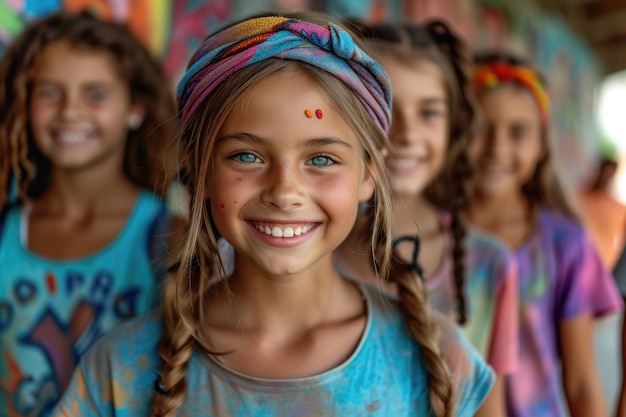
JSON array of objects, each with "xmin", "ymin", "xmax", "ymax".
[
  {"xmin": 1, "ymin": 0, "xmax": 624, "ymax": 411},
  {"xmin": 2, "ymin": 0, "xmax": 624, "ymax": 190}
]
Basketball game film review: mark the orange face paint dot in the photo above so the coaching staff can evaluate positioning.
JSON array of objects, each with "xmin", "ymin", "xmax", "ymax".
[
  {"xmin": 315, "ymin": 109, "xmax": 323, "ymax": 119},
  {"xmin": 304, "ymin": 109, "xmax": 313, "ymax": 118}
]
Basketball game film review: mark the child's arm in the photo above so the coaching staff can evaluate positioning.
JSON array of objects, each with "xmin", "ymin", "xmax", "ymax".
[
  {"xmin": 474, "ymin": 376, "xmax": 506, "ymax": 417},
  {"xmin": 560, "ymin": 313, "xmax": 608, "ymax": 417},
  {"xmin": 617, "ymin": 306, "xmax": 626, "ymax": 417}
]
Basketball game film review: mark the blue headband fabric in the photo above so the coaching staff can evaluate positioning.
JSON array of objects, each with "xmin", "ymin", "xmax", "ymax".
[{"xmin": 177, "ymin": 16, "xmax": 392, "ymax": 133}]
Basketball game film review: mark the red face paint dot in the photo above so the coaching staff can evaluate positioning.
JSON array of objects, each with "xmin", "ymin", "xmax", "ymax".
[
  {"xmin": 304, "ymin": 109, "xmax": 313, "ymax": 118},
  {"xmin": 315, "ymin": 109, "xmax": 323, "ymax": 119}
]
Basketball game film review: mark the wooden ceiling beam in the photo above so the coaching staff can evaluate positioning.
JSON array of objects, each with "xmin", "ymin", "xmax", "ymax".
[{"xmin": 584, "ymin": 0, "xmax": 626, "ymax": 18}]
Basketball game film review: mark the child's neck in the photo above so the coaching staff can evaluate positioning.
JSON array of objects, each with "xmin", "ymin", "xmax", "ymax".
[
  {"xmin": 201, "ymin": 258, "xmax": 367, "ymax": 378},
  {"xmin": 468, "ymin": 189, "xmax": 535, "ymax": 250},
  {"xmin": 223, "ymin": 259, "xmax": 355, "ymax": 329},
  {"xmin": 40, "ymin": 167, "xmax": 138, "ymax": 214},
  {"xmin": 393, "ymin": 194, "xmax": 440, "ymax": 236},
  {"xmin": 393, "ymin": 194, "xmax": 446, "ymax": 279}
]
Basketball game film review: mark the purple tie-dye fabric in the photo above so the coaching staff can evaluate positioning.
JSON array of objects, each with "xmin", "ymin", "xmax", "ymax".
[
  {"xmin": 177, "ymin": 16, "xmax": 391, "ymax": 132},
  {"xmin": 506, "ymin": 208, "xmax": 623, "ymax": 417}
]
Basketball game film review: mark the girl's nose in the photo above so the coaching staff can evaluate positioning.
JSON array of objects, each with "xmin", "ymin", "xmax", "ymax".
[
  {"xmin": 389, "ymin": 112, "xmax": 421, "ymax": 148},
  {"xmin": 260, "ymin": 163, "xmax": 306, "ymax": 210},
  {"xmin": 59, "ymin": 92, "xmax": 83, "ymax": 121}
]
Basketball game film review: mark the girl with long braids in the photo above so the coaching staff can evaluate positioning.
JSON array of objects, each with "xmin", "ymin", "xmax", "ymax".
[
  {"xmin": 467, "ymin": 52, "xmax": 622, "ymax": 417},
  {"xmin": 335, "ymin": 21, "xmax": 518, "ymax": 416},
  {"xmin": 0, "ymin": 11, "xmax": 178, "ymax": 417},
  {"xmin": 53, "ymin": 12, "xmax": 493, "ymax": 417}
]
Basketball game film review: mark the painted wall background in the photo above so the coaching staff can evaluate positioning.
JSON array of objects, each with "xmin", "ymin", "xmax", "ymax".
[{"xmin": 0, "ymin": 0, "xmax": 603, "ymax": 185}]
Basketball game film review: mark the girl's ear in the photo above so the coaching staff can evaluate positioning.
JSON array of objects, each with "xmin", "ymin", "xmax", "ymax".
[
  {"xmin": 128, "ymin": 102, "xmax": 146, "ymax": 130},
  {"xmin": 358, "ymin": 161, "xmax": 377, "ymax": 203}
]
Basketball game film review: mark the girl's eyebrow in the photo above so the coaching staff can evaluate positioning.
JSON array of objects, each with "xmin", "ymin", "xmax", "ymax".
[
  {"xmin": 32, "ymin": 79, "xmax": 113, "ymax": 89},
  {"xmin": 216, "ymin": 132, "xmax": 355, "ymax": 149},
  {"xmin": 420, "ymin": 97, "xmax": 446, "ymax": 105}
]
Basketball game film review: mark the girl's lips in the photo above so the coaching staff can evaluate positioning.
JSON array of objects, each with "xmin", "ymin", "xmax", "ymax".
[
  {"xmin": 51, "ymin": 130, "xmax": 96, "ymax": 147},
  {"xmin": 385, "ymin": 157, "xmax": 424, "ymax": 174},
  {"xmin": 479, "ymin": 165, "xmax": 510, "ymax": 180}
]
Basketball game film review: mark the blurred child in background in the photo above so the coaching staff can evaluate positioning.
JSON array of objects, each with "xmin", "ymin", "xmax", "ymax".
[
  {"xmin": 468, "ymin": 52, "xmax": 623, "ymax": 417},
  {"xmin": 0, "ymin": 11, "xmax": 178, "ymax": 416},
  {"xmin": 335, "ymin": 20, "xmax": 517, "ymax": 416}
]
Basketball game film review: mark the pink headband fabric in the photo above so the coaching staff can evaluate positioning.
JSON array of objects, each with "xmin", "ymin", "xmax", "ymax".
[{"xmin": 177, "ymin": 16, "xmax": 392, "ymax": 132}]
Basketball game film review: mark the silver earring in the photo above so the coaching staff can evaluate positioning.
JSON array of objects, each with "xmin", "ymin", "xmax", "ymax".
[{"xmin": 128, "ymin": 113, "xmax": 142, "ymax": 130}]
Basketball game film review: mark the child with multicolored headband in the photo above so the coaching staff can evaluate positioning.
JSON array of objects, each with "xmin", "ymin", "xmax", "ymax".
[
  {"xmin": 52, "ymin": 12, "xmax": 494, "ymax": 417},
  {"xmin": 467, "ymin": 51, "xmax": 622, "ymax": 417}
]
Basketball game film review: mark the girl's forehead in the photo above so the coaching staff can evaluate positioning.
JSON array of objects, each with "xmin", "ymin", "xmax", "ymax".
[
  {"xmin": 479, "ymin": 85, "xmax": 543, "ymax": 123},
  {"xmin": 33, "ymin": 40, "xmax": 120, "ymax": 77}
]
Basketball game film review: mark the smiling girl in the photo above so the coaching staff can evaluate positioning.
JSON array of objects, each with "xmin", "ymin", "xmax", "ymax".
[
  {"xmin": 53, "ymin": 12, "xmax": 493, "ymax": 417},
  {"xmin": 0, "ymin": 11, "xmax": 177, "ymax": 416},
  {"xmin": 467, "ymin": 52, "xmax": 622, "ymax": 417}
]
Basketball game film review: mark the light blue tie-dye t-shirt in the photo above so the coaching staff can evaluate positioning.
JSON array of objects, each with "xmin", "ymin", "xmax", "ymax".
[{"xmin": 53, "ymin": 284, "xmax": 494, "ymax": 417}]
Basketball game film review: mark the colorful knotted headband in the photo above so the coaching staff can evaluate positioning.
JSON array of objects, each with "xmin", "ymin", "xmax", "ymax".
[
  {"xmin": 473, "ymin": 61, "xmax": 550, "ymax": 122},
  {"xmin": 177, "ymin": 16, "xmax": 392, "ymax": 132}
]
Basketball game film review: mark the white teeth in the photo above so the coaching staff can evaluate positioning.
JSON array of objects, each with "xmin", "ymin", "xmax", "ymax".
[
  {"xmin": 57, "ymin": 132, "xmax": 89, "ymax": 143},
  {"xmin": 253, "ymin": 222, "xmax": 313, "ymax": 238}
]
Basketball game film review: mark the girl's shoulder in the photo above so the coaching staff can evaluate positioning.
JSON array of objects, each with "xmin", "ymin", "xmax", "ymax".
[
  {"xmin": 536, "ymin": 207, "xmax": 585, "ymax": 240},
  {"xmin": 52, "ymin": 311, "xmax": 163, "ymax": 416},
  {"xmin": 84, "ymin": 309, "xmax": 162, "ymax": 361},
  {"xmin": 75, "ymin": 309, "xmax": 163, "ymax": 381},
  {"xmin": 466, "ymin": 227, "xmax": 515, "ymax": 263},
  {"xmin": 362, "ymin": 285, "xmax": 495, "ymax": 415},
  {"xmin": 433, "ymin": 311, "xmax": 495, "ymax": 415}
]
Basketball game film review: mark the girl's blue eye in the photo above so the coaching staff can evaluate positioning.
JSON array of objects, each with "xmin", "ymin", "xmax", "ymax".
[
  {"xmin": 86, "ymin": 90, "xmax": 106, "ymax": 102},
  {"xmin": 35, "ymin": 88, "xmax": 61, "ymax": 101},
  {"xmin": 234, "ymin": 152, "xmax": 260, "ymax": 163},
  {"xmin": 309, "ymin": 155, "xmax": 335, "ymax": 167},
  {"xmin": 421, "ymin": 108, "xmax": 443, "ymax": 120}
]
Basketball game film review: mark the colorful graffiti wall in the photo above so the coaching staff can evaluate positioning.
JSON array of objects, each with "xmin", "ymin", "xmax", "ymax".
[{"xmin": 0, "ymin": 0, "xmax": 603, "ymax": 184}]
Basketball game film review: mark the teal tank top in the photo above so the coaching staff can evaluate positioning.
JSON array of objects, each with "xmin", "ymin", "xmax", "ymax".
[{"xmin": 0, "ymin": 190, "xmax": 169, "ymax": 417}]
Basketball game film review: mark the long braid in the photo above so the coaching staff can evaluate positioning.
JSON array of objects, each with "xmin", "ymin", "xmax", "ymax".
[
  {"xmin": 387, "ymin": 252, "xmax": 455, "ymax": 417},
  {"xmin": 367, "ymin": 183, "xmax": 455, "ymax": 416},
  {"xmin": 425, "ymin": 21, "xmax": 476, "ymax": 325},
  {"xmin": 150, "ymin": 191, "xmax": 220, "ymax": 416},
  {"xmin": 149, "ymin": 87, "xmax": 229, "ymax": 415}
]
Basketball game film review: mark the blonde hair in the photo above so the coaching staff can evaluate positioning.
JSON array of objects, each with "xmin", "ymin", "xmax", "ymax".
[
  {"xmin": 474, "ymin": 52, "xmax": 581, "ymax": 221},
  {"xmin": 151, "ymin": 12, "xmax": 454, "ymax": 416}
]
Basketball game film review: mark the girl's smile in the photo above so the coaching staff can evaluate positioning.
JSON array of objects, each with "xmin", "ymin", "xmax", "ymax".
[{"xmin": 469, "ymin": 85, "xmax": 545, "ymax": 197}]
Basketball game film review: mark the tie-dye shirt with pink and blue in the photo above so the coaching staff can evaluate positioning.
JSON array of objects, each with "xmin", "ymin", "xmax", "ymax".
[
  {"xmin": 506, "ymin": 208, "xmax": 623, "ymax": 417},
  {"xmin": 427, "ymin": 229, "xmax": 518, "ymax": 375}
]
